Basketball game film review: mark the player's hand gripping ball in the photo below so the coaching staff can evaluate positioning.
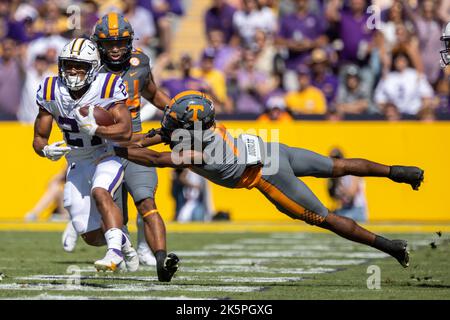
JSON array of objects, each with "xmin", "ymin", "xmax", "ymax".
[{"xmin": 74, "ymin": 105, "xmax": 115, "ymax": 136}]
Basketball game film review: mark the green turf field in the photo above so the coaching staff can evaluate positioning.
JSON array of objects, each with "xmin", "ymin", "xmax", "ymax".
[{"xmin": 0, "ymin": 231, "xmax": 449, "ymax": 300}]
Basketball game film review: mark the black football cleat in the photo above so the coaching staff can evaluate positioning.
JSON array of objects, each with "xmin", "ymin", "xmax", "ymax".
[
  {"xmin": 389, "ymin": 166, "xmax": 424, "ymax": 191},
  {"xmin": 391, "ymin": 240, "xmax": 409, "ymax": 268},
  {"xmin": 157, "ymin": 253, "xmax": 179, "ymax": 282}
]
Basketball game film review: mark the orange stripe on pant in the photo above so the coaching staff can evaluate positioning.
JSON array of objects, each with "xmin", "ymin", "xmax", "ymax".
[{"xmin": 255, "ymin": 178, "xmax": 326, "ymax": 226}]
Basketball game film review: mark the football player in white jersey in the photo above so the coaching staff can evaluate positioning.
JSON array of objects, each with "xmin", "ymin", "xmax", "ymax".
[{"xmin": 33, "ymin": 38, "xmax": 138, "ymax": 272}]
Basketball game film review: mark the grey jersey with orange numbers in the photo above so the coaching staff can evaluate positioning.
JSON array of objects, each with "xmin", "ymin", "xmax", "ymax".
[
  {"xmin": 100, "ymin": 49, "xmax": 150, "ymax": 133},
  {"xmin": 180, "ymin": 123, "xmax": 248, "ymax": 188}
]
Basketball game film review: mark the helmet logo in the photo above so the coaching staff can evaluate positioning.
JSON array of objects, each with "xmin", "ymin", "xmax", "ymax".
[{"xmin": 188, "ymin": 105, "xmax": 204, "ymax": 121}]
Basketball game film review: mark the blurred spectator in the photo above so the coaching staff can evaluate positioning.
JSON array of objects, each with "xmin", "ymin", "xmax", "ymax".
[
  {"xmin": 171, "ymin": 168, "xmax": 185, "ymax": 221},
  {"xmin": 192, "ymin": 48, "xmax": 232, "ymax": 113},
  {"xmin": 328, "ymin": 147, "xmax": 368, "ymax": 222},
  {"xmin": 0, "ymin": 0, "xmax": 26, "ymax": 42},
  {"xmin": 310, "ymin": 48, "xmax": 338, "ymax": 107},
  {"xmin": 232, "ymin": 0, "xmax": 277, "ymax": 48},
  {"xmin": 374, "ymin": 50, "xmax": 434, "ymax": 116},
  {"xmin": 205, "ymin": 28, "xmax": 240, "ymax": 72},
  {"xmin": 17, "ymin": 54, "xmax": 51, "ymax": 123},
  {"xmin": 235, "ymin": 49, "xmax": 274, "ymax": 114},
  {"xmin": 32, "ymin": 0, "xmax": 69, "ymax": 36},
  {"xmin": 327, "ymin": 0, "xmax": 374, "ymax": 64},
  {"xmin": 72, "ymin": 1, "xmax": 100, "ymax": 39},
  {"xmin": 176, "ymin": 169, "xmax": 211, "ymax": 222},
  {"xmin": 326, "ymin": 108, "xmax": 344, "ymax": 121},
  {"xmin": 388, "ymin": 22, "xmax": 423, "ymax": 75},
  {"xmin": 25, "ymin": 18, "xmax": 68, "ymax": 73},
  {"xmin": 12, "ymin": 2, "xmax": 40, "ymax": 42},
  {"xmin": 417, "ymin": 105, "xmax": 436, "ymax": 122},
  {"xmin": 285, "ymin": 64, "xmax": 327, "ymax": 114},
  {"xmin": 257, "ymin": 95, "xmax": 293, "ymax": 122},
  {"xmin": 148, "ymin": 0, "xmax": 184, "ymax": 56},
  {"xmin": 0, "ymin": 37, "xmax": 23, "ymax": 120},
  {"xmin": 276, "ymin": 0, "xmax": 327, "ymax": 71},
  {"xmin": 253, "ymin": 28, "xmax": 277, "ymax": 75},
  {"xmin": 403, "ymin": 0, "xmax": 444, "ymax": 85},
  {"xmin": 380, "ymin": 0, "xmax": 413, "ymax": 53},
  {"xmin": 24, "ymin": 168, "xmax": 68, "ymax": 222},
  {"xmin": 204, "ymin": 0, "xmax": 237, "ymax": 44},
  {"xmin": 336, "ymin": 64, "xmax": 373, "ymax": 114},
  {"xmin": 434, "ymin": 69, "xmax": 450, "ymax": 115},
  {"xmin": 382, "ymin": 102, "xmax": 402, "ymax": 121},
  {"xmin": 123, "ymin": 0, "xmax": 157, "ymax": 57},
  {"xmin": 161, "ymin": 53, "xmax": 210, "ymax": 98}
]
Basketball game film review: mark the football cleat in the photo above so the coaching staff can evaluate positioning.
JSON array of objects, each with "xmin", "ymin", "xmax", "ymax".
[
  {"xmin": 157, "ymin": 253, "xmax": 179, "ymax": 282},
  {"xmin": 94, "ymin": 248, "xmax": 125, "ymax": 272},
  {"xmin": 122, "ymin": 245, "xmax": 140, "ymax": 272},
  {"xmin": 389, "ymin": 166, "xmax": 424, "ymax": 191},
  {"xmin": 62, "ymin": 222, "xmax": 78, "ymax": 253},
  {"xmin": 391, "ymin": 240, "xmax": 410, "ymax": 268}
]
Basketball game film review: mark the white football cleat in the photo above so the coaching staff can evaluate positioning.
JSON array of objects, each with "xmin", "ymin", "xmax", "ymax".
[
  {"xmin": 137, "ymin": 245, "xmax": 157, "ymax": 266},
  {"xmin": 94, "ymin": 249, "xmax": 125, "ymax": 272},
  {"xmin": 122, "ymin": 245, "xmax": 139, "ymax": 272},
  {"xmin": 62, "ymin": 221, "xmax": 78, "ymax": 253}
]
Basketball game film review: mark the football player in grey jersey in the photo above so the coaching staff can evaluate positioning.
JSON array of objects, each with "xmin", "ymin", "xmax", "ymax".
[
  {"xmin": 114, "ymin": 90, "xmax": 425, "ymax": 270},
  {"xmin": 89, "ymin": 12, "xmax": 177, "ymax": 281}
]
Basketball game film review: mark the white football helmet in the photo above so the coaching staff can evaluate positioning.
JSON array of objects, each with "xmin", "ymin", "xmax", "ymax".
[
  {"xmin": 440, "ymin": 22, "xmax": 450, "ymax": 67},
  {"xmin": 58, "ymin": 38, "xmax": 101, "ymax": 91}
]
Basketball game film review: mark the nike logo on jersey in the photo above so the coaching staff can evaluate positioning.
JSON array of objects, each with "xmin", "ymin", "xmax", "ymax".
[{"xmin": 129, "ymin": 71, "xmax": 138, "ymax": 77}]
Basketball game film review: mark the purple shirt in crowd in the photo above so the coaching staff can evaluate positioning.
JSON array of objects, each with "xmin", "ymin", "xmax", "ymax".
[
  {"xmin": 138, "ymin": 0, "xmax": 184, "ymax": 21},
  {"xmin": 339, "ymin": 11, "xmax": 374, "ymax": 63},
  {"xmin": 204, "ymin": 3, "xmax": 236, "ymax": 44},
  {"xmin": 312, "ymin": 73, "xmax": 339, "ymax": 105},
  {"xmin": 235, "ymin": 69, "xmax": 268, "ymax": 114},
  {"xmin": 0, "ymin": 59, "xmax": 22, "ymax": 117},
  {"xmin": 161, "ymin": 76, "xmax": 208, "ymax": 98},
  {"xmin": 278, "ymin": 13, "xmax": 326, "ymax": 70}
]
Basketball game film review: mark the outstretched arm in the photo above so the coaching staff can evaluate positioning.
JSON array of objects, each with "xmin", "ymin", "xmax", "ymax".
[{"xmin": 114, "ymin": 146, "xmax": 202, "ymax": 168}]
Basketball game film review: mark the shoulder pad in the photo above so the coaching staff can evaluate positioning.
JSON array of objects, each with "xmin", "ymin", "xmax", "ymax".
[
  {"xmin": 100, "ymin": 72, "xmax": 121, "ymax": 99},
  {"xmin": 130, "ymin": 50, "xmax": 150, "ymax": 68},
  {"xmin": 42, "ymin": 76, "xmax": 58, "ymax": 101}
]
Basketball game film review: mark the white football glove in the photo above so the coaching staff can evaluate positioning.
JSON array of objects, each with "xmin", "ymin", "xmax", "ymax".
[
  {"xmin": 74, "ymin": 105, "xmax": 98, "ymax": 136},
  {"xmin": 43, "ymin": 141, "xmax": 71, "ymax": 161}
]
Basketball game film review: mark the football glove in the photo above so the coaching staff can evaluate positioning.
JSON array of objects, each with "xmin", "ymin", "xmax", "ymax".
[
  {"xmin": 43, "ymin": 141, "xmax": 71, "ymax": 161},
  {"xmin": 74, "ymin": 105, "xmax": 98, "ymax": 136}
]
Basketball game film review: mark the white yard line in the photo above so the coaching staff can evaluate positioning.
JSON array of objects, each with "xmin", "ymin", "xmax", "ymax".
[{"xmin": 0, "ymin": 283, "xmax": 263, "ymax": 293}]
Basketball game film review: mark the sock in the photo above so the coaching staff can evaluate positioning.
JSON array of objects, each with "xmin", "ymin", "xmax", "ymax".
[
  {"xmin": 372, "ymin": 235, "xmax": 396, "ymax": 255},
  {"xmin": 155, "ymin": 250, "xmax": 167, "ymax": 267},
  {"xmin": 105, "ymin": 228, "xmax": 123, "ymax": 252}
]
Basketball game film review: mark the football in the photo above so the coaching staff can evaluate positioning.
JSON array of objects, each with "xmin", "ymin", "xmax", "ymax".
[{"xmin": 79, "ymin": 105, "xmax": 115, "ymax": 126}]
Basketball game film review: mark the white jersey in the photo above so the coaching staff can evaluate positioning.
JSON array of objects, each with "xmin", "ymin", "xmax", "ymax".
[{"xmin": 36, "ymin": 72, "xmax": 128, "ymax": 160}]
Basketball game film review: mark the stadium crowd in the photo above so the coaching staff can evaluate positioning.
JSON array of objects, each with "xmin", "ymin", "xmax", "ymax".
[{"xmin": 1, "ymin": 0, "xmax": 450, "ymax": 122}]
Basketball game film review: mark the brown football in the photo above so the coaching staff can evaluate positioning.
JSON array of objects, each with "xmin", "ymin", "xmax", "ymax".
[{"xmin": 79, "ymin": 105, "xmax": 115, "ymax": 126}]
